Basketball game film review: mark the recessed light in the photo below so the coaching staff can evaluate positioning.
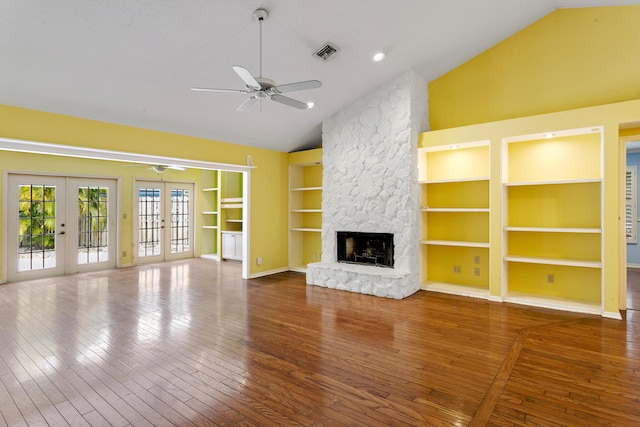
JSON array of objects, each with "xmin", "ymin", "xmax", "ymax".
[
  {"xmin": 373, "ymin": 52, "xmax": 386, "ymax": 62},
  {"xmin": 306, "ymin": 102, "xmax": 315, "ymax": 109}
]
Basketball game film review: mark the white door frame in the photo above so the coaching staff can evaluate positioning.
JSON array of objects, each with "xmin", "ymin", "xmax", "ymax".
[
  {"xmin": 620, "ymin": 134, "xmax": 640, "ymax": 310},
  {"xmin": 4, "ymin": 172, "xmax": 120, "ymax": 282},
  {"xmin": 133, "ymin": 179, "xmax": 196, "ymax": 265}
]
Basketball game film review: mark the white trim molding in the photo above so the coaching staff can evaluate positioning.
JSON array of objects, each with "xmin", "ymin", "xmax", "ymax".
[{"xmin": 0, "ymin": 136, "xmax": 255, "ymax": 172}]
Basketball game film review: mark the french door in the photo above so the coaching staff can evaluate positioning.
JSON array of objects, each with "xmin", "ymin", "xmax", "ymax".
[
  {"xmin": 6, "ymin": 174, "xmax": 117, "ymax": 282},
  {"xmin": 134, "ymin": 180, "xmax": 194, "ymax": 264}
]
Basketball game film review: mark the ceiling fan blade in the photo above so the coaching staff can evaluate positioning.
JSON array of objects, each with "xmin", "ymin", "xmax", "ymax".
[
  {"xmin": 232, "ymin": 65, "xmax": 261, "ymax": 90},
  {"xmin": 237, "ymin": 96, "xmax": 258, "ymax": 112},
  {"xmin": 270, "ymin": 94, "xmax": 310, "ymax": 109},
  {"xmin": 273, "ymin": 80, "xmax": 322, "ymax": 94},
  {"xmin": 191, "ymin": 87, "xmax": 249, "ymax": 94}
]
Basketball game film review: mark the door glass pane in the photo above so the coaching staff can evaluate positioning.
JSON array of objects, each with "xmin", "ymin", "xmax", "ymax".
[
  {"xmin": 170, "ymin": 189, "xmax": 191, "ymax": 254},
  {"xmin": 18, "ymin": 184, "xmax": 57, "ymax": 271},
  {"xmin": 77, "ymin": 186, "xmax": 110, "ymax": 264},
  {"xmin": 138, "ymin": 188, "xmax": 161, "ymax": 257}
]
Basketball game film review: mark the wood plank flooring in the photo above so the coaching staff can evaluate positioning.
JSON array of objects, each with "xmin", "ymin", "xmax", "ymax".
[
  {"xmin": 0, "ymin": 258, "xmax": 638, "ymax": 426},
  {"xmin": 627, "ymin": 267, "xmax": 640, "ymax": 310}
]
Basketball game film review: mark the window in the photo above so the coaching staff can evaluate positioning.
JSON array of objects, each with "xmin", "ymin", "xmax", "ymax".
[{"xmin": 626, "ymin": 165, "xmax": 637, "ymax": 244}]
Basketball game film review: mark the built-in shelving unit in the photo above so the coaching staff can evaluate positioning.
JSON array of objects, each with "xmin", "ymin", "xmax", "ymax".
[
  {"xmin": 502, "ymin": 127, "xmax": 603, "ymax": 314},
  {"xmin": 200, "ymin": 171, "xmax": 220, "ymax": 260},
  {"xmin": 418, "ymin": 141, "xmax": 491, "ymax": 297},
  {"xmin": 220, "ymin": 171, "xmax": 244, "ymax": 260},
  {"xmin": 289, "ymin": 149, "xmax": 323, "ymax": 272}
]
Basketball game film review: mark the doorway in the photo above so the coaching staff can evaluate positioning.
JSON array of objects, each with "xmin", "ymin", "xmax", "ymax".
[
  {"xmin": 6, "ymin": 174, "xmax": 118, "ymax": 281},
  {"xmin": 625, "ymin": 137, "xmax": 640, "ymax": 310},
  {"xmin": 134, "ymin": 180, "xmax": 195, "ymax": 264}
]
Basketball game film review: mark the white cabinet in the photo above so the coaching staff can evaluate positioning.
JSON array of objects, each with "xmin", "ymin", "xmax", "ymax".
[{"xmin": 221, "ymin": 231, "xmax": 243, "ymax": 261}]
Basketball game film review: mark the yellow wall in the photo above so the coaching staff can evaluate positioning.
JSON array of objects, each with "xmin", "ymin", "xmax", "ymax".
[
  {"xmin": 429, "ymin": 5, "xmax": 640, "ymax": 130},
  {"xmin": 0, "ymin": 104, "xmax": 289, "ymax": 278}
]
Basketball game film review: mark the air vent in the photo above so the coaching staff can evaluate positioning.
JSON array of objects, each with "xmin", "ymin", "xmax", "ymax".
[{"xmin": 314, "ymin": 43, "xmax": 338, "ymax": 61}]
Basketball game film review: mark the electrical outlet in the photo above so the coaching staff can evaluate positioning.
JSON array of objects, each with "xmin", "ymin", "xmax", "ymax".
[
  {"xmin": 547, "ymin": 273, "xmax": 554, "ymax": 284},
  {"xmin": 257, "ymin": 257, "xmax": 262, "ymax": 265},
  {"xmin": 474, "ymin": 255, "xmax": 480, "ymax": 264},
  {"xmin": 453, "ymin": 265, "xmax": 461, "ymax": 274},
  {"xmin": 122, "ymin": 250, "xmax": 127, "ymax": 258},
  {"xmin": 474, "ymin": 268, "xmax": 480, "ymax": 276}
]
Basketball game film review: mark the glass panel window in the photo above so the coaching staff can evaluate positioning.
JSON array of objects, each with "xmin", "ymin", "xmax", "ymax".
[
  {"xmin": 77, "ymin": 186, "xmax": 110, "ymax": 264},
  {"xmin": 17, "ymin": 184, "xmax": 57, "ymax": 271},
  {"xmin": 170, "ymin": 189, "xmax": 191, "ymax": 254},
  {"xmin": 138, "ymin": 188, "xmax": 162, "ymax": 257}
]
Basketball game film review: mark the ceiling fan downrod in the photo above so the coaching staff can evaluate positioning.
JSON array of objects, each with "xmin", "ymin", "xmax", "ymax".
[{"xmin": 253, "ymin": 8, "xmax": 268, "ymax": 79}]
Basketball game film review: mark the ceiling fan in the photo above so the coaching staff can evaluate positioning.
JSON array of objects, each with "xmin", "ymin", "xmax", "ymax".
[
  {"xmin": 123, "ymin": 164, "xmax": 187, "ymax": 174},
  {"xmin": 191, "ymin": 8, "xmax": 322, "ymax": 111}
]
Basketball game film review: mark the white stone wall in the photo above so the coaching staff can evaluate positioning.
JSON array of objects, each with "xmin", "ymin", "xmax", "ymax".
[{"xmin": 306, "ymin": 70, "xmax": 428, "ymax": 299}]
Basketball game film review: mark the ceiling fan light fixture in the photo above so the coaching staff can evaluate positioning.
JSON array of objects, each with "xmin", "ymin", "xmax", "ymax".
[
  {"xmin": 373, "ymin": 52, "xmax": 386, "ymax": 62},
  {"xmin": 151, "ymin": 165, "xmax": 167, "ymax": 173},
  {"xmin": 306, "ymin": 102, "xmax": 315, "ymax": 109}
]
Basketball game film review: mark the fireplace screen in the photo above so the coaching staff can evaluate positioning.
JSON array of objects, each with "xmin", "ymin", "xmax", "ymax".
[{"xmin": 337, "ymin": 231, "xmax": 394, "ymax": 268}]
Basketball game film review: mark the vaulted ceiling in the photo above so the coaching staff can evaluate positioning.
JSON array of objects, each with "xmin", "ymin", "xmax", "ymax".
[{"xmin": 1, "ymin": 1, "xmax": 635, "ymax": 153}]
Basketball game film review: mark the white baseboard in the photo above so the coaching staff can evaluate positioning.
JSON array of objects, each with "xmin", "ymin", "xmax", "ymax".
[
  {"xmin": 249, "ymin": 267, "xmax": 289, "ymax": 279},
  {"xmin": 603, "ymin": 310, "xmax": 623, "ymax": 320}
]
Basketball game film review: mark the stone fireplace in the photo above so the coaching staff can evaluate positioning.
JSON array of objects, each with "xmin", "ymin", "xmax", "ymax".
[{"xmin": 306, "ymin": 71, "xmax": 428, "ymax": 299}]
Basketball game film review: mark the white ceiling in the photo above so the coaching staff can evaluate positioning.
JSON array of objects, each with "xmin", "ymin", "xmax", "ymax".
[{"xmin": 1, "ymin": 1, "xmax": 636, "ymax": 153}]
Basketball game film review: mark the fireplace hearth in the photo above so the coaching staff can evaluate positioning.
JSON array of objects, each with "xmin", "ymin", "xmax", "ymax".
[{"xmin": 337, "ymin": 231, "xmax": 394, "ymax": 268}]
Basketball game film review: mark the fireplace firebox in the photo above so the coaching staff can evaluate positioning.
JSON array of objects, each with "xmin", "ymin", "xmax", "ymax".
[{"xmin": 337, "ymin": 231, "xmax": 394, "ymax": 268}]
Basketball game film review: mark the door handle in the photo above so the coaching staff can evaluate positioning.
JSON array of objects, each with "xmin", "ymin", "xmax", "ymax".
[{"xmin": 58, "ymin": 231, "xmax": 65, "ymax": 235}]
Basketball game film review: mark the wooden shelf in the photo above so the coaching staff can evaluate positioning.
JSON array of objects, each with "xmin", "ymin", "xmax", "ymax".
[
  {"xmin": 504, "ymin": 292, "xmax": 601, "ymax": 315},
  {"xmin": 290, "ymin": 186, "xmax": 322, "ymax": 192},
  {"xmin": 504, "ymin": 255, "xmax": 601, "ymax": 268},
  {"xmin": 226, "ymin": 219, "xmax": 242, "ymax": 223},
  {"xmin": 291, "ymin": 209, "xmax": 322, "ymax": 213},
  {"xmin": 505, "ymin": 226, "xmax": 601, "ymax": 233},
  {"xmin": 420, "ymin": 240, "xmax": 490, "ymax": 248},
  {"xmin": 221, "ymin": 203, "xmax": 242, "ymax": 209},
  {"xmin": 221, "ymin": 197, "xmax": 242, "ymax": 202},
  {"xmin": 422, "ymin": 208, "xmax": 489, "ymax": 213},
  {"xmin": 202, "ymin": 187, "xmax": 218, "ymax": 192},
  {"xmin": 201, "ymin": 211, "xmax": 218, "ymax": 215},
  {"xmin": 422, "ymin": 281, "xmax": 490, "ymax": 299},
  {"xmin": 419, "ymin": 177, "xmax": 490, "ymax": 185},
  {"xmin": 504, "ymin": 178, "xmax": 601, "ymax": 187},
  {"xmin": 290, "ymin": 227, "xmax": 321, "ymax": 233},
  {"xmin": 202, "ymin": 225, "xmax": 218, "ymax": 229}
]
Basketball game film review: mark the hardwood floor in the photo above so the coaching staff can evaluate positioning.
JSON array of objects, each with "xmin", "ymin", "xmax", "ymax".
[
  {"xmin": 627, "ymin": 267, "xmax": 640, "ymax": 310},
  {"xmin": 0, "ymin": 259, "xmax": 638, "ymax": 426}
]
